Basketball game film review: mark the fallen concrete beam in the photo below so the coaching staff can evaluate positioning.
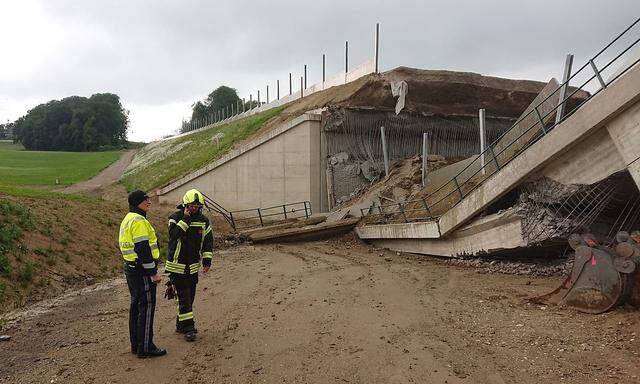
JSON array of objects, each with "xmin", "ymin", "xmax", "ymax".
[
  {"xmin": 250, "ymin": 218, "xmax": 360, "ymax": 243},
  {"xmin": 240, "ymin": 215, "xmax": 327, "ymax": 236},
  {"xmin": 361, "ymin": 209, "xmax": 524, "ymax": 257}
]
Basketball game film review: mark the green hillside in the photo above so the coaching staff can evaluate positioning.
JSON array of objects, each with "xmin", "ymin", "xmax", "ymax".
[
  {"xmin": 121, "ymin": 107, "xmax": 284, "ymax": 192},
  {"xmin": 0, "ymin": 141, "xmax": 121, "ymax": 188}
]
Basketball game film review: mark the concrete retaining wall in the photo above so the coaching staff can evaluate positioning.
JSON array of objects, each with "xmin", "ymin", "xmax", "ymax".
[{"xmin": 158, "ymin": 114, "xmax": 323, "ymax": 212}]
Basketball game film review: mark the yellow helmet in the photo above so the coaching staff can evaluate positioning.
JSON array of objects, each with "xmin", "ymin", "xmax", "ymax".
[{"xmin": 182, "ymin": 189, "xmax": 204, "ymax": 207}]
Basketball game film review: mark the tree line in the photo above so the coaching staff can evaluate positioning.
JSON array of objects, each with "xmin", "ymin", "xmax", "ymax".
[
  {"xmin": 182, "ymin": 86, "xmax": 262, "ymax": 133},
  {"xmin": 12, "ymin": 93, "xmax": 128, "ymax": 151}
]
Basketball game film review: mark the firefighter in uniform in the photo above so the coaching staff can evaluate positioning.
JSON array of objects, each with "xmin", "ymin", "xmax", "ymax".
[
  {"xmin": 119, "ymin": 190, "xmax": 166, "ymax": 358},
  {"xmin": 165, "ymin": 189, "xmax": 214, "ymax": 341}
]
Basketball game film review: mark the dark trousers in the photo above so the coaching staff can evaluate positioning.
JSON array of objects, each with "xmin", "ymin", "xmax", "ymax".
[
  {"xmin": 173, "ymin": 274, "xmax": 198, "ymax": 332},
  {"xmin": 125, "ymin": 265, "xmax": 157, "ymax": 353}
]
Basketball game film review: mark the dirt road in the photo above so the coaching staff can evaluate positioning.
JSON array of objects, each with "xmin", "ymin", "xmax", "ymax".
[
  {"xmin": 56, "ymin": 150, "xmax": 136, "ymax": 194},
  {"xmin": 1, "ymin": 237, "xmax": 639, "ymax": 384}
]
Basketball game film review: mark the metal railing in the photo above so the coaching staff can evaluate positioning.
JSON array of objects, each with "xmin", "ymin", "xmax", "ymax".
[
  {"xmin": 229, "ymin": 201, "xmax": 313, "ymax": 230},
  {"xmin": 202, "ymin": 193, "xmax": 236, "ymax": 230},
  {"xmin": 202, "ymin": 192, "xmax": 313, "ymax": 231},
  {"xmin": 362, "ymin": 17, "xmax": 640, "ymax": 224}
]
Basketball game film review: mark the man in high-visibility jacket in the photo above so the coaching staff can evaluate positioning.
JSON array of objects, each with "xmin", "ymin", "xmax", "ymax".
[
  {"xmin": 119, "ymin": 190, "xmax": 166, "ymax": 358},
  {"xmin": 166, "ymin": 189, "xmax": 214, "ymax": 342}
]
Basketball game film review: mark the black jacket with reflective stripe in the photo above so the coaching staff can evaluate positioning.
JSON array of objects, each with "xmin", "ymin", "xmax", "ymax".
[{"xmin": 167, "ymin": 210, "xmax": 214, "ymax": 273}]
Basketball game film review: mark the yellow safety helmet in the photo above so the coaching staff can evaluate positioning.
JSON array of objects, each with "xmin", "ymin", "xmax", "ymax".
[{"xmin": 179, "ymin": 189, "xmax": 204, "ymax": 208}]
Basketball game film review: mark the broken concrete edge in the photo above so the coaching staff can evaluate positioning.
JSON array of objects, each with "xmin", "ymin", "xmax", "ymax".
[
  {"xmin": 437, "ymin": 62, "xmax": 640, "ymax": 237},
  {"xmin": 356, "ymin": 208, "xmax": 517, "ymax": 240},
  {"xmin": 250, "ymin": 218, "xmax": 360, "ymax": 243},
  {"xmin": 363, "ymin": 211, "xmax": 525, "ymax": 258},
  {"xmin": 157, "ymin": 113, "xmax": 322, "ymax": 196}
]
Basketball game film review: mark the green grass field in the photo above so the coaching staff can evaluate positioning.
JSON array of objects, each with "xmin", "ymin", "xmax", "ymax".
[
  {"xmin": 0, "ymin": 141, "xmax": 121, "ymax": 188},
  {"xmin": 121, "ymin": 107, "xmax": 284, "ymax": 192}
]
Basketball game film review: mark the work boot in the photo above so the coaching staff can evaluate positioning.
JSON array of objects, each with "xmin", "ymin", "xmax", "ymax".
[
  {"xmin": 184, "ymin": 331, "xmax": 196, "ymax": 342},
  {"xmin": 137, "ymin": 347, "xmax": 167, "ymax": 358}
]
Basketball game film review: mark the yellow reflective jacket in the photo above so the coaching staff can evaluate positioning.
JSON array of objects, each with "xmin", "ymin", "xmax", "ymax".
[{"xmin": 119, "ymin": 209, "xmax": 160, "ymax": 275}]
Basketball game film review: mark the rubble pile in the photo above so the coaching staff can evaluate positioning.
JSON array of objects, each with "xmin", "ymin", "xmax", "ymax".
[{"xmin": 446, "ymin": 256, "xmax": 574, "ymax": 277}]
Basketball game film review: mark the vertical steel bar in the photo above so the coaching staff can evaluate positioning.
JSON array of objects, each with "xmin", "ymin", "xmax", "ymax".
[
  {"xmin": 289, "ymin": 73, "xmax": 292, "ymax": 95},
  {"xmin": 257, "ymin": 208, "xmax": 263, "ymax": 226},
  {"xmin": 453, "ymin": 177, "xmax": 463, "ymax": 200},
  {"xmin": 300, "ymin": 76, "xmax": 304, "ymax": 98},
  {"xmin": 380, "ymin": 126, "xmax": 389, "ymax": 177},
  {"xmin": 282, "ymin": 205, "xmax": 288, "ymax": 219},
  {"xmin": 534, "ymin": 106, "xmax": 547, "ymax": 134},
  {"xmin": 229, "ymin": 212, "xmax": 236, "ymax": 230},
  {"xmin": 398, "ymin": 203, "xmax": 408, "ymax": 222},
  {"xmin": 422, "ymin": 132, "xmax": 428, "ymax": 187},
  {"xmin": 421, "ymin": 198, "xmax": 432, "ymax": 217},
  {"xmin": 303, "ymin": 202, "xmax": 309, "ymax": 219},
  {"xmin": 258, "ymin": 90, "xmax": 261, "ymax": 107},
  {"xmin": 322, "ymin": 54, "xmax": 326, "ymax": 85},
  {"xmin": 479, "ymin": 108, "xmax": 487, "ymax": 175},
  {"xmin": 277, "ymin": 80, "xmax": 280, "ymax": 100},
  {"xmin": 345, "ymin": 40, "xmax": 349, "ymax": 84},
  {"xmin": 555, "ymin": 53, "xmax": 574, "ymax": 125},
  {"xmin": 375, "ymin": 22, "xmax": 380, "ymax": 73},
  {"xmin": 590, "ymin": 59, "xmax": 607, "ymax": 89},
  {"xmin": 489, "ymin": 146, "xmax": 500, "ymax": 170},
  {"xmin": 304, "ymin": 65, "xmax": 307, "ymax": 89},
  {"xmin": 267, "ymin": 85, "xmax": 269, "ymax": 104}
]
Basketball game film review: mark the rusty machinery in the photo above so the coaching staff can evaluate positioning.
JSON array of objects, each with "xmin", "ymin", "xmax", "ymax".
[{"xmin": 532, "ymin": 232, "xmax": 640, "ymax": 314}]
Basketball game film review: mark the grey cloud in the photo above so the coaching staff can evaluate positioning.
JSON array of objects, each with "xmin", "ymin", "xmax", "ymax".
[{"xmin": 1, "ymin": 0, "xmax": 638, "ymax": 138}]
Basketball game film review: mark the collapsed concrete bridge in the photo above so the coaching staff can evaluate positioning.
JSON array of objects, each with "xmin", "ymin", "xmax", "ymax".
[{"xmin": 156, "ymin": 19, "xmax": 640, "ymax": 259}]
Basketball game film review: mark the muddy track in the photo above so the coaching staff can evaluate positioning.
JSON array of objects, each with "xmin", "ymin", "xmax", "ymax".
[
  {"xmin": 56, "ymin": 150, "xmax": 136, "ymax": 194},
  {"xmin": 1, "ymin": 241, "xmax": 639, "ymax": 383}
]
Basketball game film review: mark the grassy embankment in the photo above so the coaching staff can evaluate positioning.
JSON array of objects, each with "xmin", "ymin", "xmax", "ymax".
[
  {"xmin": 0, "ymin": 141, "xmax": 164, "ymax": 314},
  {"xmin": 0, "ymin": 191, "xmax": 170, "ymax": 314},
  {"xmin": 121, "ymin": 107, "xmax": 284, "ymax": 192}
]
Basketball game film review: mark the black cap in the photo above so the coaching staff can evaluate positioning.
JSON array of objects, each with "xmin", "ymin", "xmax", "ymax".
[{"xmin": 128, "ymin": 190, "xmax": 149, "ymax": 207}]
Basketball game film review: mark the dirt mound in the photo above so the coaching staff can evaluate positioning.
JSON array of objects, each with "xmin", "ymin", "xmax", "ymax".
[
  {"xmin": 250, "ymin": 66, "xmax": 561, "ymax": 141},
  {"xmin": 348, "ymin": 67, "xmax": 554, "ymax": 118}
]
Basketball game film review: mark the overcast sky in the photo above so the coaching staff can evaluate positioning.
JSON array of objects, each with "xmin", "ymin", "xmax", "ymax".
[{"xmin": 0, "ymin": 0, "xmax": 638, "ymax": 142}]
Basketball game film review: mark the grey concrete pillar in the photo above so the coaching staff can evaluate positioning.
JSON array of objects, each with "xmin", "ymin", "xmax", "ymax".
[
  {"xmin": 555, "ymin": 54, "xmax": 574, "ymax": 125},
  {"xmin": 479, "ymin": 109, "xmax": 487, "ymax": 175},
  {"xmin": 422, "ymin": 133, "xmax": 428, "ymax": 187}
]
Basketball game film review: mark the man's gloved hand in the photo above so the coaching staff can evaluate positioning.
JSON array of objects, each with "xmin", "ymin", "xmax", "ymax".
[{"xmin": 164, "ymin": 280, "xmax": 175, "ymax": 300}]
